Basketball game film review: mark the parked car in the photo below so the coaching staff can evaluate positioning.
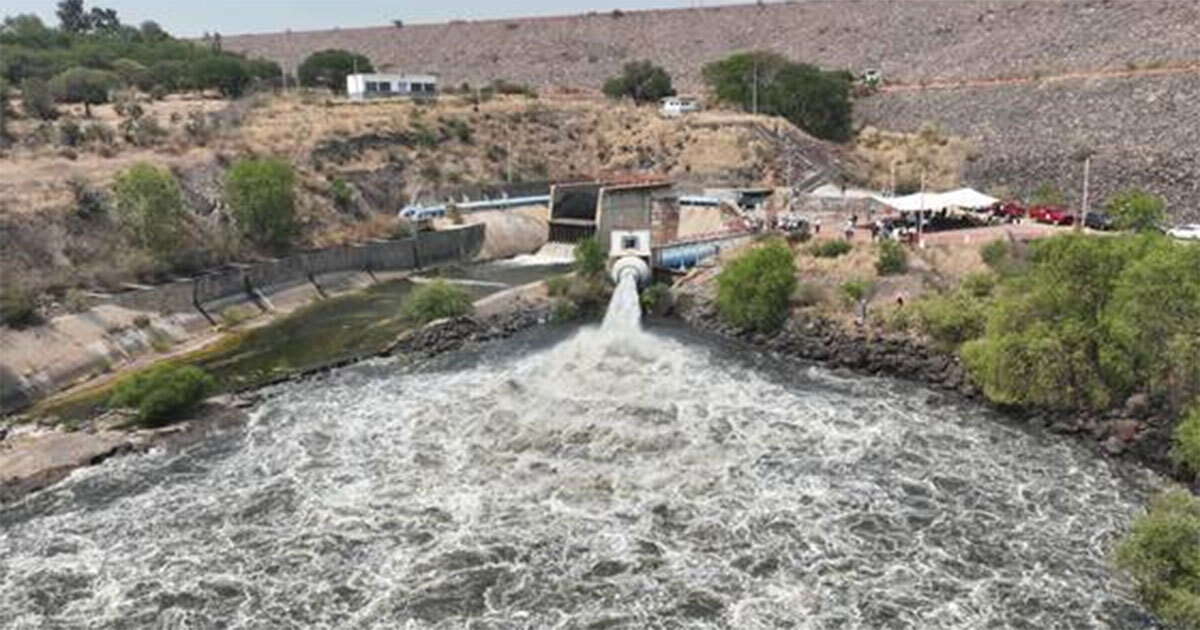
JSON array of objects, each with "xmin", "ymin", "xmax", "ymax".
[
  {"xmin": 1167, "ymin": 223, "xmax": 1200, "ymax": 240},
  {"xmin": 1028, "ymin": 205, "xmax": 1074, "ymax": 225},
  {"xmin": 992, "ymin": 201, "xmax": 1026, "ymax": 221},
  {"xmin": 1083, "ymin": 212, "xmax": 1114, "ymax": 231}
]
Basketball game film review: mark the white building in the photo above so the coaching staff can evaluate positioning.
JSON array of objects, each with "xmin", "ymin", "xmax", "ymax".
[
  {"xmin": 660, "ymin": 96, "xmax": 701, "ymax": 117},
  {"xmin": 345, "ymin": 73, "xmax": 438, "ymax": 100}
]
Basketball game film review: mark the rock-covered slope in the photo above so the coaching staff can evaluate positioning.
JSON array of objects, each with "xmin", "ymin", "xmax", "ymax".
[
  {"xmin": 857, "ymin": 72, "xmax": 1200, "ymax": 218},
  {"xmin": 223, "ymin": 0, "xmax": 1198, "ymax": 89}
]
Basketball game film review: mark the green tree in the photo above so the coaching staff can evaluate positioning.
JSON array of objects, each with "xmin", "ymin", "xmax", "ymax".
[
  {"xmin": 701, "ymin": 51, "xmax": 790, "ymax": 111},
  {"xmin": 716, "ymin": 239, "xmax": 797, "ymax": 333},
  {"xmin": 56, "ymin": 0, "xmax": 89, "ymax": 33},
  {"xmin": 19, "ymin": 77, "xmax": 57, "ymax": 119},
  {"xmin": 110, "ymin": 57, "xmax": 147, "ymax": 87},
  {"xmin": 401, "ymin": 280, "xmax": 473, "ymax": 325},
  {"xmin": 602, "ymin": 60, "xmax": 675, "ymax": 103},
  {"xmin": 190, "ymin": 55, "xmax": 250, "ymax": 98},
  {"xmin": 1105, "ymin": 189, "xmax": 1166, "ymax": 232},
  {"xmin": 764, "ymin": 62, "xmax": 854, "ymax": 142},
  {"xmin": 224, "ymin": 157, "xmax": 297, "ymax": 249},
  {"xmin": 48, "ymin": 67, "xmax": 115, "ymax": 116},
  {"xmin": 702, "ymin": 51, "xmax": 852, "ymax": 141},
  {"xmin": 297, "ymin": 49, "xmax": 373, "ymax": 92},
  {"xmin": 1113, "ymin": 488, "xmax": 1200, "ymax": 630},
  {"xmin": 112, "ymin": 162, "xmax": 185, "ymax": 257}
]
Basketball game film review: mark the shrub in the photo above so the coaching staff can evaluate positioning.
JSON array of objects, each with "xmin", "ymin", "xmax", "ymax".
[
  {"xmin": 794, "ymin": 283, "xmax": 825, "ymax": 307},
  {"xmin": 875, "ymin": 240, "xmax": 908, "ymax": 275},
  {"xmin": 82, "ymin": 121, "xmax": 115, "ymax": 146},
  {"xmin": 329, "ymin": 176, "xmax": 353, "ymax": 211},
  {"xmin": 915, "ymin": 291, "xmax": 988, "ymax": 348},
  {"xmin": 602, "ymin": 60, "xmax": 675, "ymax": 103},
  {"xmin": 58, "ymin": 117, "xmax": 82, "ymax": 146},
  {"xmin": 67, "ymin": 175, "xmax": 106, "ymax": 217},
  {"xmin": 961, "ymin": 272, "xmax": 997, "ymax": 298},
  {"xmin": 811, "ymin": 239, "xmax": 852, "ymax": 258},
  {"xmin": 443, "ymin": 118, "xmax": 473, "ymax": 143},
  {"xmin": 401, "ymin": 280, "xmax": 473, "ymax": 325},
  {"xmin": 717, "ymin": 240, "xmax": 797, "ymax": 333},
  {"xmin": 963, "ymin": 234, "xmax": 1200, "ymax": 411},
  {"xmin": 640, "ymin": 282, "xmax": 672, "ymax": 316},
  {"xmin": 573, "ymin": 238, "xmax": 606, "ymax": 279},
  {"xmin": 224, "ymin": 158, "xmax": 297, "ymax": 249},
  {"xmin": 391, "ymin": 218, "xmax": 414, "ymax": 240},
  {"xmin": 112, "ymin": 162, "xmax": 185, "ymax": 258},
  {"xmin": 1113, "ymin": 488, "xmax": 1200, "ymax": 630},
  {"xmin": 1105, "ymin": 189, "xmax": 1166, "ymax": 232},
  {"xmin": 298, "ymin": 49, "xmax": 374, "ymax": 92},
  {"xmin": 108, "ymin": 362, "xmax": 214, "ymax": 426},
  {"xmin": 545, "ymin": 275, "xmax": 571, "ymax": 297},
  {"xmin": 0, "ymin": 288, "xmax": 40, "ymax": 328},
  {"xmin": 1171, "ymin": 403, "xmax": 1200, "ymax": 479},
  {"xmin": 839, "ymin": 279, "xmax": 870, "ymax": 306},
  {"xmin": 20, "ymin": 78, "xmax": 58, "ymax": 120}
]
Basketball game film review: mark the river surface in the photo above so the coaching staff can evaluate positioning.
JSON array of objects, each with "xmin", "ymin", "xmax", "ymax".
[{"xmin": 0, "ymin": 278, "xmax": 1159, "ymax": 629}]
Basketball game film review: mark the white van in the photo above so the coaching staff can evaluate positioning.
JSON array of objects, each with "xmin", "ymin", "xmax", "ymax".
[{"xmin": 660, "ymin": 96, "xmax": 701, "ymax": 117}]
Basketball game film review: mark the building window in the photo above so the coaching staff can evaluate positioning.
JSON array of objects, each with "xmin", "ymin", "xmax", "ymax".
[
  {"xmin": 378, "ymin": 82, "xmax": 392, "ymax": 92},
  {"xmin": 622, "ymin": 235, "xmax": 639, "ymax": 250},
  {"xmin": 365, "ymin": 81, "xmax": 378, "ymax": 92},
  {"xmin": 423, "ymin": 83, "xmax": 436, "ymax": 93}
]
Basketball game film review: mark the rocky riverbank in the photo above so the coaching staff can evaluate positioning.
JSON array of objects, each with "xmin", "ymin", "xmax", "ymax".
[{"xmin": 673, "ymin": 292, "xmax": 1184, "ymax": 484}]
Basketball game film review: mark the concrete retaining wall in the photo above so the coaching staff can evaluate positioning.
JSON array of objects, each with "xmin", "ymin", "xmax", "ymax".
[{"xmin": 97, "ymin": 225, "xmax": 484, "ymax": 317}]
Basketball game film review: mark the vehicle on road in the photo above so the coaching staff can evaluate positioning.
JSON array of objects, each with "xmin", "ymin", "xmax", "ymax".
[
  {"xmin": 1083, "ymin": 212, "xmax": 1114, "ymax": 231},
  {"xmin": 1167, "ymin": 223, "xmax": 1200, "ymax": 240},
  {"xmin": 1028, "ymin": 205, "xmax": 1074, "ymax": 226},
  {"xmin": 992, "ymin": 201, "xmax": 1026, "ymax": 221}
]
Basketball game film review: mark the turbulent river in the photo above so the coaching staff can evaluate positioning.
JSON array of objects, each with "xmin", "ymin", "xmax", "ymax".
[{"xmin": 0, "ymin": 275, "xmax": 1160, "ymax": 629}]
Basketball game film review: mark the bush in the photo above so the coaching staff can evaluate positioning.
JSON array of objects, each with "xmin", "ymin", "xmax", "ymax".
[
  {"xmin": 915, "ymin": 291, "xmax": 988, "ymax": 348},
  {"xmin": 839, "ymin": 279, "xmax": 870, "ymax": 306},
  {"xmin": 401, "ymin": 280, "xmax": 473, "ymax": 325},
  {"xmin": 961, "ymin": 272, "xmax": 997, "ymax": 298},
  {"xmin": 717, "ymin": 240, "xmax": 797, "ymax": 333},
  {"xmin": 640, "ymin": 282, "xmax": 672, "ymax": 316},
  {"xmin": 962, "ymin": 234, "xmax": 1200, "ymax": 410},
  {"xmin": 875, "ymin": 240, "xmax": 908, "ymax": 275},
  {"xmin": 1105, "ymin": 189, "xmax": 1166, "ymax": 232},
  {"xmin": 545, "ymin": 275, "xmax": 571, "ymax": 297},
  {"xmin": 19, "ymin": 78, "xmax": 58, "ymax": 120},
  {"xmin": 1113, "ymin": 488, "xmax": 1200, "ymax": 630},
  {"xmin": 108, "ymin": 362, "xmax": 215, "ymax": 426},
  {"xmin": 811, "ymin": 239, "xmax": 852, "ymax": 258},
  {"xmin": 58, "ymin": 117, "xmax": 82, "ymax": 146},
  {"xmin": 224, "ymin": 158, "xmax": 297, "ymax": 249},
  {"xmin": 112, "ymin": 162, "xmax": 185, "ymax": 258},
  {"xmin": 980, "ymin": 238, "xmax": 1024, "ymax": 276},
  {"xmin": 297, "ymin": 49, "xmax": 374, "ymax": 92},
  {"xmin": 602, "ymin": 60, "xmax": 675, "ymax": 103},
  {"xmin": 1171, "ymin": 403, "xmax": 1200, "ymax": 479},
  {"xmin": 573, "ymin": 238, "xmax": 606, "ymax": 278},
  {"xmin": 329, "ymin": 176, "xmax": 353, "ymax": 211},
  {"xmin": 794, "ymin": 283, "xmax": 825, "ymax": 307},
  {"xmin": 0, "ymin": 288, "xmax": 40, "ymax": 328}
]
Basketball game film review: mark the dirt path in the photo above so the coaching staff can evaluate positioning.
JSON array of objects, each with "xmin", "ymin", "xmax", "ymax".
[{"xmin": 881, "ymin": 61, "xmax": 1200, "ymax": 93}]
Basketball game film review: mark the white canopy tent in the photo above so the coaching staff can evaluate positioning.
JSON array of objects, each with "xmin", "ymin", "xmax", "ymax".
[{"xmin": 871, "ymin": 187, "xmax": 999, "ymax": 212}]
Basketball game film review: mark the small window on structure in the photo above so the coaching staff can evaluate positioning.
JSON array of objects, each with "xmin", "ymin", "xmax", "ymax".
[
  {"xmin": 424, "ymin": 83, "xmax": 437, "ymax": 92},
  {"xmin": 378, "ymin": 82, "xmax": 392, "ymax": 92},
  {"xmin": 365, "ymin": 81, "xmax": 378, "ymax": 92},
  {"xmin": 622, "ymin": 235, "xmax": 639, "ymax": 250}
]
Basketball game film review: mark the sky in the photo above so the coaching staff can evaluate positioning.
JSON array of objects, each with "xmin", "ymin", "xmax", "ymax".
[{"xmin": 4, "ymin": 0, "xmax": 758, "ymax": 37}]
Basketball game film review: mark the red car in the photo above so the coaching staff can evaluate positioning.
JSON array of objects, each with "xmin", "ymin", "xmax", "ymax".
[
  {"xmin": 993, "ymin": 201, "xmax": 1026, "ymax": 220},
  {"xmin": 1028, "ymin": 205, "xmax": 1074, "ymax": 226}
]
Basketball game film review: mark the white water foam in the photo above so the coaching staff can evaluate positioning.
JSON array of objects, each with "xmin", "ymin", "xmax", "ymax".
[{"xmin": 0, "ymin": 282, "xmax": 1163, "ymax": 629}]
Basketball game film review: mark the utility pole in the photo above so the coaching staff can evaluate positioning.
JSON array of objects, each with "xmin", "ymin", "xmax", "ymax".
[
  {"xmin": 889, "ymin": 160, "xmax": 896, "ymax": 197},
  {"xmin": 1079, "ymin": 155, "xmax": 1091, "ymax": 231},
  {"xmin": 918, "ymin": 168, "xmax": 926, "ymax": 247}
]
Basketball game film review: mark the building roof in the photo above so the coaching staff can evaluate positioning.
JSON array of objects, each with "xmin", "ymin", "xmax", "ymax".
[{"xmin": 348, "ymin": 72, "xmax": 438, "ymax": 82}]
